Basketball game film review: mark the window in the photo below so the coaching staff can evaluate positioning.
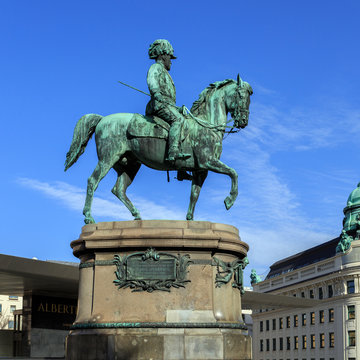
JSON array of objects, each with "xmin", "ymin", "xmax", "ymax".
[
  {"xmin": 279, "ymin": 317, "xmax": 283, "ymax": 329},
  {"xmin": 329, "ymin": 308, "xmax": 334, "ymax": 322},
  {"xmin": 260, "ymin": 321, "xmax": 263, "ymax": 332},
  {"xmin": 293, "ymin": 315, "xmax": 298, "ymax": 327},
  {"xmin": 328, "ymin": 284, "xmax": 333, "ymax": 298},
  {"xmin": 302, "ymin": 313, "xmax": 306, "ymax": 326},
  {"xmin": 309, "ymin": 289, "xmax": 314, "ymax": 298},
  {"xmin": 310, "ymin": 312, "xmax": 315, "ymax": 325},
  {"xmin": 329, "ymin": 332, "xmax": 334, "ymax": 348},
  {"xmin": 9, "ymin": 296, "xmax": 18, "ymax": 300},
  {"xmin": 10, "ymin": 305, "xmax": 16, "ymax": 313},
  {"xmin": 286, "ymin": 337, "xmax": 291, "ymax": 350},
  {"xmin": 279, "ymin": 337, "xmax": 283, "ymax": 350},
  {"xmin": 348, "ymin": 330, "xmax": 356, "ymax": 346},
  {"xmin": 294, "ymin": 336, "xmax": 298, "ymax": 350},
  {"xmin": 266, "ymin": 319, "xmax": 269, "ymax": 331},
  {"xmin": 272, "ymin": 318, "xmax": 276, "ymax": 330},
  {"xmin": 8, "ymin": 320, "xmax": 14, "ymax": 329},
  {"xmin": 347, "ymin": 280, "xmax": 355, "ymax": 294},
  {"xmin": 302, "ymin": 335, "xmax": 307, "ymax": 349},
  {"xmin": 301, "ymin": 291, "xmax": 305, "ymax": 298},
  {"xmin": 348, "ymin": 305, "xmax": 355, "ymax": 319},
  {"xmin": 273, "ymin": 338, "xmax": 276, "ymax": 351},
  {"xmin": 319, "ymin": 310, "xmax": 324, "ymax": 323},
  {"xmin": 266, "ymin": 339, "xmax": 270, "ymax": 351},
  {"xmin": 260, "ymin": 339, "xmax": 263, "ymax": 352},
  {"xmin": 0, "ymin": 304, "xmax": 2, "ymax": 314},
  {"xmin": 320, "ymin": 333, "xmax": 325, "ymax": 348},
  {"xmin": 318, "ymin": 287, "xmax": 323, "ymax": 299},
  {"xmin": 286, "ymin": 316, "xmax": 290, "ymax": 328},
  {"xmin": 310, "ymin": 334, "xmax": 315, "ymax": 348}
]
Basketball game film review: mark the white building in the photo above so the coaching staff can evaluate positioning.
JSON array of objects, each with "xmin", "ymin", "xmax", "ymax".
[
  {"xmin": 0, "ymin": 294, "xmax": 23, "ymax": 329},
  {"xmin": 252, "ymin": 238, "xmax": 360, "ymax": 360},
  {"xmin": 252, "ymin": 182, "xmax": 360, "ymax": 360}
]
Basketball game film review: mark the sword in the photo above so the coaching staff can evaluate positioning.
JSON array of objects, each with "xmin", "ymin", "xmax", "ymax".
[
  {"xmin": 118, "ymin": 81, "xmax": 151, "ymax": 97},
  {"xmin": 117, "ymin": 81, "xmax": 188, "ymax": 117}
]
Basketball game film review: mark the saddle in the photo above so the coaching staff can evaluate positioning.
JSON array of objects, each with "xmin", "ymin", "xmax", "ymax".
[{"xmin": 127, "ymin": 114, "xmax": 189, "ymax": 141}]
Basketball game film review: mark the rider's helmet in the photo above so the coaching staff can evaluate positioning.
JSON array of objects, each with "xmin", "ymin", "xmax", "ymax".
[{"xmin": 148, "ymin": 39, "xmax": 177, "ymax": 59}]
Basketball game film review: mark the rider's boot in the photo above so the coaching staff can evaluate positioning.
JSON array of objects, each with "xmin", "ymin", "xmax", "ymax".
[
  {"xmin": 166, "ymin": 121, "xmax": 191, "ymax": 163},
  {"xmin": 177, "ymin": 170, "xmax": 193, "ymax": 181}
]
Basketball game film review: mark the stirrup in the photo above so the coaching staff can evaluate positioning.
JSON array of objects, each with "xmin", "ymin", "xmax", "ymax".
[{"xmin": 177, "ymin": 171, "xmax": 193, "ymax": 181}]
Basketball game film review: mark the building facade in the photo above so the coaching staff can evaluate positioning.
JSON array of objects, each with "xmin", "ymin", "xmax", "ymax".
[
  {"xmin": 0, "ymin": 294, "xmax": 23, "ymax": 330},
  {"xmin": 252, "ymin": 182, "xmax": 360, "ymax": 360},
  {"xmin": 252, "ymin": 238, "xmax": 360, "ymax": 360}
]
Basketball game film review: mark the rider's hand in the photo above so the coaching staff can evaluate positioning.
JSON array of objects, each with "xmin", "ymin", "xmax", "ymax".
[{"xmin": 179, "ymin": 105, "xmax": 187, "ymax": 115}]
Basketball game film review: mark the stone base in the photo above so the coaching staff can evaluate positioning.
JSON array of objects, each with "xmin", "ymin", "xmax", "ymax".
[
  {"xmin": 66, "ymin": 220, "xmax": 251, "ymax": 360},
  {"xmin": 66, "ymin": 328, "xmax": 251, "ymax": 360}
]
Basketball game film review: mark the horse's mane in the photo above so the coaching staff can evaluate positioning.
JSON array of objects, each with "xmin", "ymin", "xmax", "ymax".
[{"xmin": 190, "ymin": 79, "xmax": 235, "ymax": 116}]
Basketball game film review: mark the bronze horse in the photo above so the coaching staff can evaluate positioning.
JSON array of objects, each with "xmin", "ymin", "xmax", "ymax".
[{"xmin": 65, "ymin": 76, "xmax": 253, "ymax": 223}]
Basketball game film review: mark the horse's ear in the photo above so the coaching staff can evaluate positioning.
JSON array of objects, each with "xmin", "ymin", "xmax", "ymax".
[{"xmin": 237, "ymin": 74, "xmax": 242, "ymax": 87}]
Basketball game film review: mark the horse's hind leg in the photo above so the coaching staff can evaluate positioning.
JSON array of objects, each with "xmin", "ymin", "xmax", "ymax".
[
  {"xmin": 112, "ymin": 162, "xmax": 142, "ymax": 220},
  {"xmin": 83, "ymin": 160, "xmax": 114, "ymax": 224},
  {"xmin": 186, "ymin": 170, "xmax": 208, "ymax": 220}
]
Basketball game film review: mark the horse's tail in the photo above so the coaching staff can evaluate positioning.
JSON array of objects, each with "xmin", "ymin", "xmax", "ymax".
[{"xmin": 64, "ymin": 113, "xmax": 103, "ymax": 171}]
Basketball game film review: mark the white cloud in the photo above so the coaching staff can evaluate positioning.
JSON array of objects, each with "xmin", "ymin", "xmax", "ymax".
[
  {"xmin": 17, "ymin": 177, "xmax": 184, "ymax": 221},
  {"xmin": 245, "ymin": 101, "xmax": 360, "ymax": 153}
]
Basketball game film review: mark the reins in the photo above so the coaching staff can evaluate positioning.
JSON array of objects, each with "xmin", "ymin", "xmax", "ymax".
[
  {"xmin": 182, "ymin": 106, "xmax": 241, "ymax": 139},
  {"xmin": 183, "ymin": 106, "xmax": 238, "ymax": 131}
]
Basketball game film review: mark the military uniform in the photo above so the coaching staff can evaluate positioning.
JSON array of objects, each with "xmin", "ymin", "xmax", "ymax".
[
  {"xmin": 146, "ymin": 61, "xmax": 188, "ymax": 161},
  {"xmin": 146, "ymin": 62, "xmax": 177, "ymax": 116},
  {"xmin": 146, "ymin": 39, "xmax": 191, "ymax": 165}
]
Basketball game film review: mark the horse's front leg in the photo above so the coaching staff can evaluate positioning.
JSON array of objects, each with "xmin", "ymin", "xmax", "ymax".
[
  {"xmin": 186, "ymin": 170, "xmax": 208, "ymax": 220},
  {"xmin": 204, "ymin": 159, "xmax": 238, "ymax": 210}
]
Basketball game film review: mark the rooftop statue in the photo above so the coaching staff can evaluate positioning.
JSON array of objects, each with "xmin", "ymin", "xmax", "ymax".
[
  {"xmin": 65, "ymin": 39, "xmax": 253, "ymax": 224},
  {"xmin": 337, "ymin": 182, "xmax": 360, "ymax": 253},
  {"xmin": 250, "ymin": 269, "xmax": 262, "ymax": 285}
]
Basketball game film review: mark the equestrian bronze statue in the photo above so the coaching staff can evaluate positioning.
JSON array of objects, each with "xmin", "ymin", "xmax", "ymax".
[{"xmin": 65, "ymin": 39, "xmax": 253, "ymax": 224}]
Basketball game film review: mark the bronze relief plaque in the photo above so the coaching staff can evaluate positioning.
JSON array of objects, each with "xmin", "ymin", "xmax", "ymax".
[
  {"xmin": 113, "ymin": 248, "xmax": 192, "ymax": 292},
  {"xmin": 127, "ymin": 257, "xmax": 176, "ymax": 281}
]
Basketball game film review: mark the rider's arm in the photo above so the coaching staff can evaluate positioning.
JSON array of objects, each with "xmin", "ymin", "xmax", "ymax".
[{"xmin": 147, "ymin": 64, "xmax": 163, "ymax": 103}]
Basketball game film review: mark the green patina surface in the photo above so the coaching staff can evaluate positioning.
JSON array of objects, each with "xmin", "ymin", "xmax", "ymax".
[
  {"xmin": 213, "ymin": 256, "xmax": 249, "ymax": 294},
  {"xmin": 337, "ymin": 182, "xmax": 360, "ymax": 253},
  {"xmin": 113, "ymin": 248, "xmax": 192, "ymax": 292},
  {"xmin": 64, "ymin": 39, "xmax": 253, "ymax": 223},
  {"xmin": 250, "ymin": 269, "xmax": 262, "ymax": 285}
]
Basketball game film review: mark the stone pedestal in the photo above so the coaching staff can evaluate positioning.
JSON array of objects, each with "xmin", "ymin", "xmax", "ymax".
[{"xmin": 66, "ymin": 220, "xmax": 251, "ymax": 360}]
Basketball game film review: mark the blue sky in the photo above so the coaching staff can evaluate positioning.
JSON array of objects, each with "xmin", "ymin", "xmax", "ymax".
[{"xmin": 1, "ymin": 1, "xmax": 359, "ymax": 284}]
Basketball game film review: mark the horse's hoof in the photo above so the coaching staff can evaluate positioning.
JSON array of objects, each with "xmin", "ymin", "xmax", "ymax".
[
  {"xmin": 224, "ymin": 196, "xmax": 234, "ymax": 210},
  {"xmin": 133, "ymin": 212, "xmax": 142, "ymax": 220},
  {"xmin": 84, "ymin": 216, "xmax": 95, "ymax": 224}
]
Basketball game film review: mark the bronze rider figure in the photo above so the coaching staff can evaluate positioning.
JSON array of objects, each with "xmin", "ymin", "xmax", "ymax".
[{"xmin": 145, "ymin": 39, "xmax": 191, "ymax": 164}]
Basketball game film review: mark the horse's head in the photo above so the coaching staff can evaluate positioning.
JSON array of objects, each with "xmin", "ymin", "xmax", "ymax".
[{"xmin": 226, "ymin": 74, "xmax": 253, "ymax": 129}]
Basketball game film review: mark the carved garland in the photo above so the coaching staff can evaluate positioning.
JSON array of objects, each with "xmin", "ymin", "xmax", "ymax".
[{"xmin": 213, "ymin": 256, "xmax": 249, "ymax": 294}]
